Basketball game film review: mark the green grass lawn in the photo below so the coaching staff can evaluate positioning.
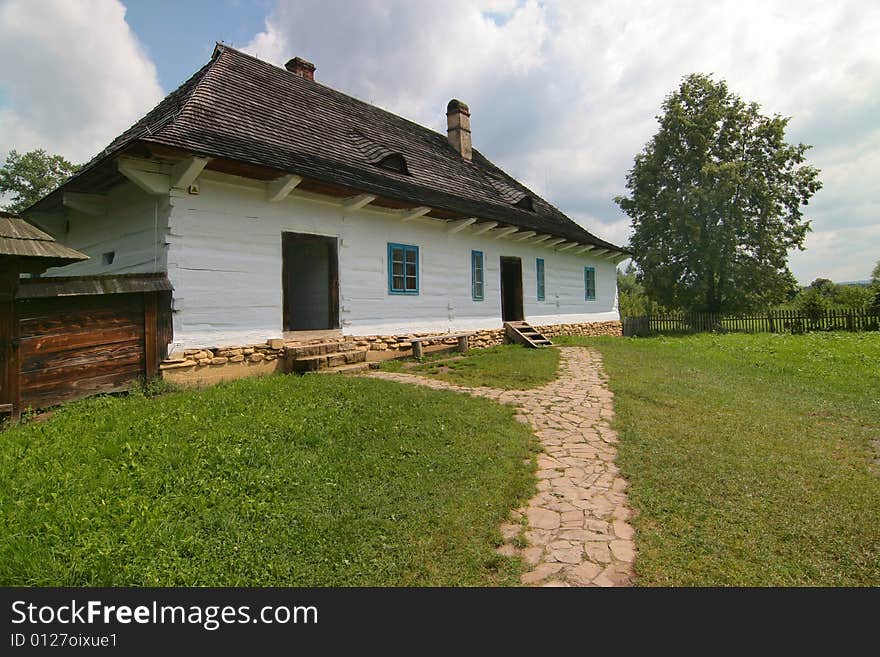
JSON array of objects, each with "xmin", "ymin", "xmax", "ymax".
[
  {"xmin": 380, "ymin": 344, "xmax": 560, "ymax": 390},
  {"xmin": 0, "ymin": 374, "xmax": 537, "ymax": 586},
  {"xmin": 558, "ymin": 332, "xmax": 880, "ymax": 586}
]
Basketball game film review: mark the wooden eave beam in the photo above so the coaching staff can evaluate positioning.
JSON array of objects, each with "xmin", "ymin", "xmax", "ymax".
[
  {"xmin": 171, "ymin": 156, "xmax": 210, "ymax": 190},
  {"xmin": 544, "ymin": 237, "xmax": 566, "ymax": 248},
  {"xmin": 574, "ymin": 245, "xmax": 595, "ymax": 254},
  {"xmin": 398, "ymin": 206, "xmax": 432, "ymax": 222},
  {"xmin": 117, "ymin": 158, "xmax": 170, "ymax": 196},
  {"xmin": 471, "ymin": 221, "xmax": 498, "ymax": 236},
  {"xmin": 556, "ymin": 242, "xmax": 578, "ymax": 252},
  {"xmin": 62, "ymin": 192, "xmax": 106, "ymax": 216},
  {"xmin": 266, "ymin": 174, "xmax": 303, "ymax": 202},
  {"xmin": 530, "ymin": 234, "xmax": 552, "ymax": 244},
  {"xmin": 493, "ymin": 226, "xmax": 520, "ymax": 240},
  {"xmin": 342, "ymin": 193, "xmax": 377, "ymax": 210},
  {"xmin": 514, "ymin": 231, "xmax": 537, "ymax": 242},
  {"xmin": 447, "ymin": 217, "xmax": 477, "ymax": 234}
]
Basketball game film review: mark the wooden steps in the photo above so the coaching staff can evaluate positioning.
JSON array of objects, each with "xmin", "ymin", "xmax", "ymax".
[
  {"xmin": 504, "ymin": 321, "xmax": 553, "ymax": 348},
  {"xmin": 285, "ymin": 340, "xmax": 369, "ymax": 373}
]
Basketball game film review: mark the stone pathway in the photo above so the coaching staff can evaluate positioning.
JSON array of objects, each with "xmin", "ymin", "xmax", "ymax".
[{"xmin": 365, "ymin": 347, "xmax": 635, "ymax": 587}]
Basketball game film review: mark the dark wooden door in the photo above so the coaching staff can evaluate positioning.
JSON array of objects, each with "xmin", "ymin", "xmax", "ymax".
[
  {"xmin": 500, "ymin": 256, "xmax": 524, "ymax": 322},
  {"xmin": 282, "ymin": 233, "xmax": 339, "ymax": 331}
]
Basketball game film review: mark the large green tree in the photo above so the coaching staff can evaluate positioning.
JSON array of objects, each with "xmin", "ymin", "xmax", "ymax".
[
  {"xmin": 0, "ymin": 149, "xmax": 80, "ymax": 214},
  {"xmin": 616, "ymin": 74, "xmax": 822, "ymax": 313}
]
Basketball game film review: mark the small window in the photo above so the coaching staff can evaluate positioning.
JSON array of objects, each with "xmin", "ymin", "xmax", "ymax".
[
  {"xmin": 584, "ymin": 266, "xmax": 596, "ymax": 301},
  {"xmin": 472, "ymin": 250, "xmax": 484, "ymax": 301},
  {"xmin": 102, "ymin": 251, "xmax": 115, "ymax": 265},
  {"xmin": 377, "ymin": 153, "xmax": 409, "ymax": 175},
  {"xmin": 388, "ymin": 243, "xmax": 419, "ymax": 294},
  {"xmin": 515, "ymin": 196, "xmax": 534, "ymax": 211},
  {"xmin": 536, "ymin": 258, "xmax": 545, "ymax": 301}
]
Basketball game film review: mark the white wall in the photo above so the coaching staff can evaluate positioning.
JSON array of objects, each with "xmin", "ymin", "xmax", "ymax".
[
  {"xmin": 43, "ymin": 182, "xmax": 169, "ymax": 277},
  {"xmin": 166, "ymin": 171, "xmax": 619, "ymax": 349}
]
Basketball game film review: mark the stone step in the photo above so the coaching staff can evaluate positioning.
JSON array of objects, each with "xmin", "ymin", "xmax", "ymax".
[
  {"xmin": 290, "ymin": 349, "xmax": 367, "ymax": 372},
  {"xmin": 312, "ymin": 362, "xmax": 373, "ymax": 375}
]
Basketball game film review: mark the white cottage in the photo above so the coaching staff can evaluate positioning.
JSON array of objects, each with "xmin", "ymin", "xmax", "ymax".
[{"xmin": 26, "ymin": 44, "xmax": 627, "ymax": 368}]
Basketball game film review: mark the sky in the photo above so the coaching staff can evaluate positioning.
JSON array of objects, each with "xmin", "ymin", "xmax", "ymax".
[{"xmin": 0, "ymin": 0, "xmax": 877, "ymax": 283}]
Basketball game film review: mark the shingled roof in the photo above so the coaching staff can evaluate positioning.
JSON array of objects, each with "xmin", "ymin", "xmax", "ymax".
[
  {"xmin": 0, "ymin": 212, "xmax": 88, "ymax": 267},
  {"xmin": 39, "ymin": 44, "xmax": 626, "ymax": 254}
]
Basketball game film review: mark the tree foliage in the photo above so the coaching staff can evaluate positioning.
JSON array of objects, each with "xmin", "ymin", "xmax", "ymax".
[
  {"xmin": 617, "ymin": 262, "xmax": 657, "ymax": 317},
  {"xmin": 0, "ymin": 149, "xmax": 80, "ymax": 214},
  {"xmin": 616, "ymin": 74, "xmax": 822, "ymax": 313},
  {"xmin": 870, "ymin": 260, "xmax": 880, "ymax": 312},
  {"xmin": 787, "ymin": 277, "xmax": 874, "ymax": 313}
]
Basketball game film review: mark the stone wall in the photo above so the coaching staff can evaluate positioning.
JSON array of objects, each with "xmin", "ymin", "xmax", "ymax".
[
  {"xmin": 158, "ymin": 321, "xmax": 619, "ymax": 385},
  {"xmin": 535, "ymin": 320, "xmax": 622, "ymax": 338},
  {"xmin": 349, "ymin": 328, "xmax": 505, "ymax": 353},
  {"xmin": 159, "ymin": 341, "xmax": 286, "ymax": 386}
]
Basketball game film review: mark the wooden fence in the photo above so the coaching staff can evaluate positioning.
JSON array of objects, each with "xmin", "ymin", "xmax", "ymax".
[
  {"xmin": 623, "ymin": 308, "xmax": 880, "ymax": 337},
  {"xmin": 1, "ymin": 274, "xmax": 172, "ymax": 419}
]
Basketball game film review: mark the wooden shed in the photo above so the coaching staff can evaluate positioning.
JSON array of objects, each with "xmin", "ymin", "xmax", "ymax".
[{"xmin": 2, "ymin": 213, "xmax": 172, "ymax": 420}]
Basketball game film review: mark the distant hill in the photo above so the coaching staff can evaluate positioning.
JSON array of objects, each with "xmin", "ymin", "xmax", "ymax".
[{"xmin": 837, "ymin": 280, "xmax": 871, "ymax": 287}]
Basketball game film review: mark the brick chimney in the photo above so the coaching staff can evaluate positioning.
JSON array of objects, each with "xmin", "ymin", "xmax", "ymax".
[
  {"xmin": 446, "ymin": 99, "xmax": 472, "ymax": 161},
  {"xmin": 285, "ymin": 57, "xmax": 316, "ymax": 81}
]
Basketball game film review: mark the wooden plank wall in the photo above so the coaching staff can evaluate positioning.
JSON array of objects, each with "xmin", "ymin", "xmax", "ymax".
[
  {"xmin": 2, "ymin": 290, "xmax": 172, "ymax": 415},
  {"xmin": 0, "ymin": 268, "xmax": 17, "ymax": 415},
  {"xmin": 17, "ymin": 294, "xmax": 147, "ymax": 409}
]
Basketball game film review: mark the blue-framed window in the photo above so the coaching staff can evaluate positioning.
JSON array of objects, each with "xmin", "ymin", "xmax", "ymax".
[
  {"xmin": 536, "ymin": 258, "xmax": 545, "ymax": 301},
  {"xmin": 388, "ymin": 243, "xmax": 419, "ymax": 294},
  {"xmin": 584, "ymin": 266, "xmax": 596, "ymax": 300},
  {"xmin": 471, "ymin": 250, "xmax": 484, "ymax": 301}
]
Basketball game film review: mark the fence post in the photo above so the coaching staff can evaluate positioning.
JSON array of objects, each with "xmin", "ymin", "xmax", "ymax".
[{"xmin": 144, "ymin": 292, "xmax": 159, "ymax": 379}]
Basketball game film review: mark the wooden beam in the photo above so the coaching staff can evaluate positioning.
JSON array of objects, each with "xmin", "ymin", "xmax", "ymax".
[
  {"xmin": 447, "ymin": 217, "xmax": 477, "ymax": 234},
  {"xmin": 342, "ymin": 193, "xmax": 377, "ymax": 210},
  {"xmin": 118, "ymin": 158, "xmax": 170, "ymax": 196},
  {"xmin": 530, "ymin": 234, "xmax": 552, "ymax": 244},
  {"xmin": 266, "ymin": 174, "xmax": 303, "ymax": 202},
  {"xmin": 144, "ymin": 292, "xmax": 159, "ymax": 377},
  {"xmin": 398, "ymin": 206, "xmax": 431, "ymax": 222},
  {"xmin": 170, "ymin": 156, "xmax": 209, "ymax": 189},
  {"xmin": 544, "ymin": 238, "xmax": 566, "ymax": 248},
  {"xmin": 471, "ymin": 221, "xmax": 498, "ymax": 236},
  {"xmin": 574, "ymin": 245, "xmax": 595, "ymax": 254},
  {"xmin": 62, "ymin": 192, "xmax": 106, "ymax": 216},
  {"xmin": 556, "ymin": 242, "xmax": 578, "ymax": 252},
  {"xmin": 514, "ymin": 231, "xmax": 537, "ymax": 242},
  {"xmin": 493, "ymin": 226, "xmax": 520, "ymax": 240},
  {"xmin": 592, "ymin": 248, "xmax": 609, "ymax": 256}
]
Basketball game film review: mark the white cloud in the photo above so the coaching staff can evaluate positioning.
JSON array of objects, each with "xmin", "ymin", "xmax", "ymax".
[
  {"xmin": 0, "ymin": 0, "xmax": 163, "ymax": 163},
  {"xmin": 245, "ymin": 0, "xmax": 880, "ymax": 283}
]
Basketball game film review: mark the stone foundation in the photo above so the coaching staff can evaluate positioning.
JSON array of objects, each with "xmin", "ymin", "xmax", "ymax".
[
  {"xmin": 158, "ymin": 321, "xmax": 621, "ymax": 385},
  {"xmin": 535, "ymin": 321, "xmax": 622, "ymax": 338},
  {"xmin": 159, "ymin": 342, "xmax": 286, "ymax": 386},
  {"xmin": 350, "ymin": 328, "xmax": 505, "ymax": 352}
]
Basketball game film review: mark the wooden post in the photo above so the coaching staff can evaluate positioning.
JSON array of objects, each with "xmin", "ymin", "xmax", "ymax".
[
  {"xmin": 144, "ymin": 292, "xmax": 159, "ymax": 378},
  {"xmin": 412, "ymin": 340, "xmax": 423, "ymax": 359},
  {"xmin": 0, "ymin": 266, "xmax": 21, "ymax": 420},
  {"xmin": 457, "ymin": 335, "xmax": 469, "ymax": 353}
]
